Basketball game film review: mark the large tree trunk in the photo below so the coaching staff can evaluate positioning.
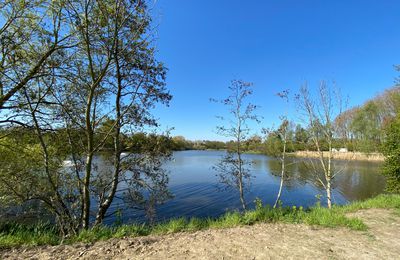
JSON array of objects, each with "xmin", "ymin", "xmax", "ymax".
[
  {"xmin": 94, "ymin": 40, "xmax": 123, "ymax": 225},
  {"xmin": 82, "ymin": 153, "xmax": 93, "ymax": 229},
  {"xmin": 82, "ymin": 85, "xmax": 95, "ymax": 229}
]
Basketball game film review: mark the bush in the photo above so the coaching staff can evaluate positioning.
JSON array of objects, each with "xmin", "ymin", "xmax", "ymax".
[{"xmin": 382, "ymin": 116, "xmax": 400, "ymax": 193}]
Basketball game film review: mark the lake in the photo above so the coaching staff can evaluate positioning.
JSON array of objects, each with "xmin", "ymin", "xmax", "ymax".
[{"xmin": 108, "ymin": 150, "xmax": 386, "ymax": 224}]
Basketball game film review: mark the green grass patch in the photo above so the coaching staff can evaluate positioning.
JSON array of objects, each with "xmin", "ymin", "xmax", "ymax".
[
  {"xmin": 1, "ymin": 194, "xmax": 399, "ymax": 249},
  {"xmin": 338, "ymin": 194, "xmax": 400, "ymax": 212},
  {"xmin": 0, "ymin": 222, "xmax": 60, "ymax": 248}
]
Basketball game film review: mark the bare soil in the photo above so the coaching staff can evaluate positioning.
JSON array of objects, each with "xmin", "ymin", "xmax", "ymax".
[{"xmin": 1, "ymin": 208, "xmax": 399, "ymax": 260}]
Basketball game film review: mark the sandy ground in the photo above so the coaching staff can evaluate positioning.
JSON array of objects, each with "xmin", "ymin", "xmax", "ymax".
[{"xmin": 1, "ymin": 208, "xmax": 399, "ymax": 260}]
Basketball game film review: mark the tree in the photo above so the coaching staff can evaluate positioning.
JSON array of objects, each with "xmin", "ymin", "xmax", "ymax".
[
  {"xmin": 244, "ymin": 135, "xmax": 263, "ymax": 152},
  {"xmin": 333, "ymin": 82, "xmax": 400, "ymax": 153},
  {"xmin": 58, "ymin": 0, "xmax": 172, "ymax": 228},
  {"xmin": 0, "ymin": 0, "xmax": 74, "ymax": 111},
  {"xmin": 350, "ymin": 101, "xmax": 382, "ymax": 152},
  {"xmin": 293, "ymin": 124, "xmax": 309, "ymax": 150},
  {"xmin": 0, "ymin": 0, "xmax": 172, "ymax": 234},
  {"xmin": 171, "ymin": 136, "xmax": 194, "ymax": 150},
  {"xmin": 211, "ymin": 80, "xmax": 259, "ymax": 210},
  {"xmin": 264, "ymin": 119, "xmax": 293, "ymax": 208},
  {"xmin": 334, "ymin": 109, "xmax": 353, "ymax": 141},
  {"xmin": 382, "ymin": 115, "xmax": 400, "ymax": 193},
  {"xmin": 272, "ymin": 90, "xmax": 292, "ymax": 208},
  {"xmin": 296, "ymin": 81, "xmax": 345, "ymax": 209},
  {"xmin": 263, "ymin": 90, "xmax": 294, "ymax": 207}
]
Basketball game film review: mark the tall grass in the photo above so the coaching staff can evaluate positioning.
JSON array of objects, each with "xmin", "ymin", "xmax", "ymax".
[
  {"xmin": 0, "ymin": 222, "xmax": 59, "ymax": 248},
  {"xmin": 1, "ymin": 194, "xmax": 399, "ymax": 249}
]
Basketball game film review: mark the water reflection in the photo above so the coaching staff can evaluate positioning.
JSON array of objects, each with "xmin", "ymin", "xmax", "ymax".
[{"xmin": 108, "ymin": 150, "xmax": 386, "ymax": 224}]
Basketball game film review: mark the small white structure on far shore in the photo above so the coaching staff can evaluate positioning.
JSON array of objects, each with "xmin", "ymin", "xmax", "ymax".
[{"xmin": 331, "ymin": 148, "xmax": 348, "ymax": 153}]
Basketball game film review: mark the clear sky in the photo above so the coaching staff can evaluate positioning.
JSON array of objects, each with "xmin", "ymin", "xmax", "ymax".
[{"xmin": 150, "ymin": 0, "xmax": 400, "ymax": 141}]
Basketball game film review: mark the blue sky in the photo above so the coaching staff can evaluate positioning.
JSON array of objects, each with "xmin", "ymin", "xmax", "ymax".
[{"xmin": 150, "ymin": 0, "xmax": 400, "ymax": 141}]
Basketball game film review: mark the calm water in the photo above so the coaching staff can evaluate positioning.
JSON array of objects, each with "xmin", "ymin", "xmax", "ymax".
[{"xmin": 108, "ymin": 150, "xmax": 386, "ymax": 224}]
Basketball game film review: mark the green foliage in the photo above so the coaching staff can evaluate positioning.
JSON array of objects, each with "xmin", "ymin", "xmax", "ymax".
[
  {"xmin": 134, "ymin": 133, "xmax": 173, "ymax": 155},
  {"xmin": 348, "ymin": 102, "xmax": 382, "ymax": 153},
  {"xmin": 244, "ymin": 135, "xmax": 264, "ymax": 152},
  {"xmin": 0, "ymin": 128, "xmax": 64, "ymax": 206},
  {"xmin": 293, "ymin": 125, "xmax": 309, "ymax": 151},
  {"xmin": 382, "ymin": 117, "xmax": 400, "ymax": 193},
  {"xmin": 263, "ymin": 132, "xmax": 283, "ymax": 156},
  {"xmin": 127, "ymin": 134, "xmax": 227, "ymax": 152},
  {"xmin": 254, "ymin": 197, "xmax": 263, "ymax": 210},
  {"xmin": 350, "ymin": 102, "xmax": 381, "ymax": 144},
  {"xmin": 170, "ymin": 136, "xmax": 194, "ymax": 150},
  {"xmin": 201, "ymin": 140, "xmax": 227, "ymax": 150}
]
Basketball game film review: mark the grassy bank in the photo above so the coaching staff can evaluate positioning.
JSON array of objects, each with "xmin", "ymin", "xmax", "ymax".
[{"xmin": 1, "ymin": 194, "xmax": 399, "ymax": 249}]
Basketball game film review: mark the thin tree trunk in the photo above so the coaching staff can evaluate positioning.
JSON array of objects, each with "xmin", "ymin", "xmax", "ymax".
[
  {"xmin": 274, "ymin": 140, "xmax": 286, "ymax": 208},
  {"xmin": 326, "ymin": 142, "xmax": 333, "ymax": 209},
  {"xmin": 274, "ymin": 127, "xmax": 287, "ymax": 208},
  {"xmin": 238, "ymin": 173, "xmax": 246, "ymax": 211},
  {"xmin": 326, "ymin": 179, "xmax": 332, "ymax": 209},
  {"xmin": 238, "ymin": 152, "xmax": 246, "ymax": 211},
  {"xmin": 65, "ymin": 122, "xmax": 84, "ymax": 226},
  {"xmin": 237, "ymin": 120, "xmax": 246, "ymax": 211},
  {"xmin": 24, "ymin": 89, "xmax": 74, "ymax": 232}
]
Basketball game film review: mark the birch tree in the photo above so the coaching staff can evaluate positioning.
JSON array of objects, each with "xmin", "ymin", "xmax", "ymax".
[{"xmin": 296, "ymin": 81, "xmax": 345, "ymax": 209}]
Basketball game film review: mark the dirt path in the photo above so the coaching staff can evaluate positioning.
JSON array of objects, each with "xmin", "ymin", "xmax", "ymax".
[{"xmin": 2, "ymin": 208, "xmax": 400, "ymax": 260}]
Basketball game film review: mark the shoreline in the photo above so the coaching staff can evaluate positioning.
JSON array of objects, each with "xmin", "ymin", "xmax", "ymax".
[
  {"xmin": 290, "ymin": 151, "xmax": 385, "ymax": 162},
  {"xmin": 2, "ymin": 195, "xmax": 399, "ymax": 259}
]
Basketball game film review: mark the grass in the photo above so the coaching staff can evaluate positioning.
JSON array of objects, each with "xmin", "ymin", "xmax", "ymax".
[
  {"xmin": 1, "ymin": 194, "xmax": 399, "ymax": 249},
  {"xmin": 0, "ymin": 222, "xmax": 60, "ymax": 248}
]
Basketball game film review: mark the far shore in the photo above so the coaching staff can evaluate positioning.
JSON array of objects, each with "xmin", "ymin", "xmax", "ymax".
[
  {"xmin": 290, "ymin": 151, "xmax": 385, "ymax": 162},
  {"xmin": 178, "ymin": 149, "xmax": 386, "ymax": 162}
]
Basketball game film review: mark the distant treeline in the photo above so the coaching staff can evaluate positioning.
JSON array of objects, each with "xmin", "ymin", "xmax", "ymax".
[
  {"xmin": 4, "ymin": 85, "xmax": 397, "ymax": 159},
  {"xmin": 334, "ymin": 86, "xmax": 400, "ymax": 153},
  {"xmin": 171, "ymin": 85, "xmax": 400, "ymax": 155}
]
